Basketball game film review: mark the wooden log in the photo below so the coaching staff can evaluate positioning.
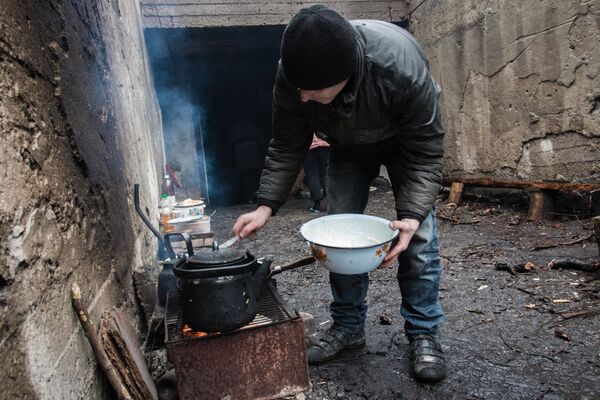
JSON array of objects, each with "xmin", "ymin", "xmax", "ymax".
[
  {"xmin": 593, "ymin": 216, "xmax": 600, "ymax": 256},
  {"xmin": 100, "ymin": 311, "xmax": 158, "ymax": 400},
  {"xmin": 443, "ymin": 176, "xmax": 600, "ymax": 192},
  {"xmin": 448, "ymin": 182, "xmax": 464, "ymax": 205},
  {"xmin": 70, "ymin": 284, "xmax": 132, "ymax": 400},
  {"xmin": 528, "ymin": 190, "xmax": 555, "ymax": 221}
]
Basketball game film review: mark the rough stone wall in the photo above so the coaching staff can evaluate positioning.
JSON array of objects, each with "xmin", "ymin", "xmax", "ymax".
[
  {"xmin": 0, "ymin": 1, "xmax": 164, "ymax": 399},
  {"xmin": 140, "ymin": 0, "xmax": 407, "ymax": 28},
  {"xmin": 409, "ymin": 0, "xmax": 600, "ymax": 182}
]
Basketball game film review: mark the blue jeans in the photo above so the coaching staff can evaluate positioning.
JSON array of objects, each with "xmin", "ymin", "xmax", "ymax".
[{"xmin": 326, "ymin": 148, "xmax": 444, "ymax": 337}]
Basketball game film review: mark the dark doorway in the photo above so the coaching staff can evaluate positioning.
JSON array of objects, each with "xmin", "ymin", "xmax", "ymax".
[{"xmin": 145, "ymin": 25, "xmax": 284, "ymax": 206}]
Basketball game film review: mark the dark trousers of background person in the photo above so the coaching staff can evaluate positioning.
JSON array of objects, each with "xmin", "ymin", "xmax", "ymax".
[{"xmin": 303, "ymin": 147, "xmax": 330, "ymax": 203}]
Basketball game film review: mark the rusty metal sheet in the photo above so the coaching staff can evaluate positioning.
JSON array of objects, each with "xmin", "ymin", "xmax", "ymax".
[{"xmin": 168, "ymin": 318, "xmax": 310, "ymax": 400}]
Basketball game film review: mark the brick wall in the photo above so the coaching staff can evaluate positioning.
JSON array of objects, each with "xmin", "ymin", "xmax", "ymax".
[
  {"xmin": 0, "ymin": 1, "xmax": 164, "ymax": 398},
  {"xmin": 409, "ymin": 0, "xmax": 600, "ymax": 182},
  {"xmin": 140, "ymin": 0, "xmax": 407, "ymax": 27}
]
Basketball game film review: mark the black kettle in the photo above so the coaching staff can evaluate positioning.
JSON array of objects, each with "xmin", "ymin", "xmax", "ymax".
[{"xmin": 168, "ymin": 233, "xmax": 272, "ymax": 333}]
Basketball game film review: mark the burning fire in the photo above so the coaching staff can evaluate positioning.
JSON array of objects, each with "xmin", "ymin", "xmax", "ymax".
[{"xmin": 182, "ymin": 324, "xmax": 209, "ymax": 338}]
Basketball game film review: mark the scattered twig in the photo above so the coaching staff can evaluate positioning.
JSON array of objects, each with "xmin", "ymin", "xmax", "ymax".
[
  {"xmin": 496, "ymin": 261, "xmax": 535, "ymax": 275},
  {"xmin": 531, "ymin": 232, "xmax": 593, "ymax": 251},
  {"xmin": 498, "ymin": 332, "xmax": 562, "ymax": 363},
  {"xmin": 437, "ymin": 214, "xmax": 482, "ymax": 225},
  {"xmin": 588, "ymin": 360, "xmax": 600, "ymax": 369},
  {"xmin": 467, "ymin": 309, "xmax": 486, "ymax": 314},
  {"xmin": 460, "ymin": 318, "xmax": 494, "ymax": 332},
  {"xmin": 437, "ymin": 214, "xmax": 460, "ymax": 224},
  {"xmin": 559, "ymin": 307, "xmax": 600, "ymax": 320},
  {"xmin": 547, "ymin": 306, "xmax": 600, "ymax": 328},
  {"xmin": 554, "ymin": 329, "xmax": 571, "ymax": 341},
  {"xmin": 514, "ymin": 286, "xmax": 537, "ymax": 296},
  {"xmin": 459, "ymin": 219, "xmax": 482, "ymax": 225},
  {"xmin": 71, "ymin": 283, "xmax": 132, "ymax": 400},
  {"xmin": 524, "ymin": 343, "xmax": 571, "ymax": 367}
]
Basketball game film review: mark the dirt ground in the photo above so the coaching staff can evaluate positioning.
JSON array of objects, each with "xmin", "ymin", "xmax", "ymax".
[{"xmin": 208, "ymin": 187, "xmax": 600, "ymax": 400}]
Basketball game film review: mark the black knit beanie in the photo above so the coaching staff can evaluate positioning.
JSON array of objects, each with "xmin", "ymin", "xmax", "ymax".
[{"xmin": 281, "ymin": 5, "xmax": 357, "ymax": 90}]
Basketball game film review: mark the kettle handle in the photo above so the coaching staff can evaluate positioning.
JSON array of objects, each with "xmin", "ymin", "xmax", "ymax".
[{"xmin": 164, "ymin": 232, "xmax": 194, "ymax": 258}]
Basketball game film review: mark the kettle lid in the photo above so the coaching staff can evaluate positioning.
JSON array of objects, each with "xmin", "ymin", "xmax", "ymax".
[{"xmin": 187, "ymin": 247, "xmax": 246, "ymax": 266}]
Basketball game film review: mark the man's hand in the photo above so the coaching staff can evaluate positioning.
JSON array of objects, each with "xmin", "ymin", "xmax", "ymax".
[
  {"xmin": 379, "ymin": 218, "xmax": 420, "ymax": 269},
  {"xmin": 232, "ymin": 205, "xmax": 273, "ymax": 238}
]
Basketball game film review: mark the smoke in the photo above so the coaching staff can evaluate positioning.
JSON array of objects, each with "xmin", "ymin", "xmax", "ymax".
[
  {"xmin": 156, "ymin": 88, "xmax": 208, "ymax": 201},
  {"xmin": 144, "ymin": 26, "xmax": 280, "ymax": 206}
]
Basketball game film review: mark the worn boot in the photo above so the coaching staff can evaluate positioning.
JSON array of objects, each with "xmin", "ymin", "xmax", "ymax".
[
  {"xmin": 308, "ymin": 200, "xmax": 321, "ymax": 213},
  {"xmin": 409, "ymin": 334, "xmax": 447, "ymax": 383},
  {"xmin": 306, "ymin": 324, "xmax": 365, "ymax": 364}
]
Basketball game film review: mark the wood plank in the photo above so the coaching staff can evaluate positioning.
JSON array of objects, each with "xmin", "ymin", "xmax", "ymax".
[
  {"xmin": 443, "ymin": 176, "xmax": 600, "ymax": 192},
  {"xmin": 70, "ymin": 284, "xmax": 133, "ymax": 400},
  {"xmin": 448, "ymin": 182, "xmax": 464, "ymax": 205},
  {"xmin": 100, "ymin": 310, "xmax": 158, "ymax": 400},
  {"xmin": 528, "ymin": 190, "xmax": 555, "ymax": 222}
]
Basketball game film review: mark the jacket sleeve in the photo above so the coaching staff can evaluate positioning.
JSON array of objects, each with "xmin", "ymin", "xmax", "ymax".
[
  {"xmin": 391, "ymin": 68, "xmax": 445, "ymax": 222},
  {"xmin": 256, "ymin": 64, "xmax": 313, "ymax": 212}
]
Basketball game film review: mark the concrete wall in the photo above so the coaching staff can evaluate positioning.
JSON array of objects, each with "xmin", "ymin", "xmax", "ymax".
[
  {"xmin": 409, "ymin": 0, "xmax": 600, "ymax": 182},
  {"xmin": 140, "ymin": 0, "xmax": 407, "ymax": 28},
  {"xmin": 0, "ymin": 0, "xmax": 164, "ymax": 399}
]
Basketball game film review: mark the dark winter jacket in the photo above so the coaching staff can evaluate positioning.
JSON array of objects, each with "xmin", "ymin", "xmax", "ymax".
[{"xmin": 257, "ymin": 20, "xmax": 444, "ymax": 222}]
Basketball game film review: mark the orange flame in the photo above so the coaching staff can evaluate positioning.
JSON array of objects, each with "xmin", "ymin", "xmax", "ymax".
[{"xmin": 182, "ymin": 324, "xmax": 209, "ymax": 337}]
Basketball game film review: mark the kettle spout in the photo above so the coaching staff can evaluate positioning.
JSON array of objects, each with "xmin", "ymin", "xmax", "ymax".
[{"xmin": 249, "ymin": 258, "xmax": 272, "ymax": 298}]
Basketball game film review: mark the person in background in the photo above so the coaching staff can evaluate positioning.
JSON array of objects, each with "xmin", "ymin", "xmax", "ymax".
[
  {"xmin": 232, "ymin": 5, "xmax": 446, "ymax": 383},
  {"xmin": 227, "ymin": 118, "xmax": 264, "ymax": 204},
  {"xmin": 303, "ymin": 132, "xmax": 330, "ymax": 213},
  {"xmin": 166, "ymin": 162, "xmax": 183, "ymax": 198}
]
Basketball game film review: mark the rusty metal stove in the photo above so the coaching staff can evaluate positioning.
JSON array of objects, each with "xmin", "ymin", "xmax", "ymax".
[{"xmin": 165, "ymin": 282, "xmax": 310, "ymax": 400}]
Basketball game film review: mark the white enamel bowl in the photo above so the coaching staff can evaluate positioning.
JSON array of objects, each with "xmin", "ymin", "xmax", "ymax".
[{"xmin": 300, "ymin": 214, "xmax": 399, "ymax": 275}]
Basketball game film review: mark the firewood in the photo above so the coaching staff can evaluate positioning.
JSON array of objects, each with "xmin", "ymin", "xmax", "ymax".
[
  {"xmin": 70, "ymin": 283, "xmax": 132, "ymax": 400},
  {"xmin": 100, "ymin": 311, "xmax": 158, "ymax": 400}
]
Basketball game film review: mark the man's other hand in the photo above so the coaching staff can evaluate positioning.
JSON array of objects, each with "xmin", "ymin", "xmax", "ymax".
[
  {"xmin": 232, "ymin": 205, "xmax": 273, "ymax": 238},
  {"xmin": 379, "ymin": 218, "xmax": 420, "ymax": 269}
]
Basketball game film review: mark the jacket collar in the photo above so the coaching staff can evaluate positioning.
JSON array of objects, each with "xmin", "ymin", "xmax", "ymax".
[{"xmin": 340, "ymin": 36, "xmax": 365, "ymax": 104}]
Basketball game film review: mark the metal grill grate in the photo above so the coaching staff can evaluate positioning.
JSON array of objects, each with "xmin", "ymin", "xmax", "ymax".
[{"xmin": 165, "ymin": 282, "xmax": 296, "ymax": 344}]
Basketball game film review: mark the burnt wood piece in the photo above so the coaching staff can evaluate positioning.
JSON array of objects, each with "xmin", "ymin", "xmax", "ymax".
[
  {"xmin": 70, "ymin": 284, "xmax": 133, "ymax": 400},
  {"xmin": 100, "ymin": 310, "xmax": 158, "ymax": 400},
  {"xmin": 528, "ymin": 190, "xmax": 555, "ymax": 222},
  {"xmin": 448, "ymin": 182, "xmax": 464, "ymax": 205},
  {"xmin": 593, "ymin": 216, "xmax": 600, "ymax": 256},
  {"xmin": 548, "ymin": 258, "xmax": 600, "ymax": 272},
  {"xmin": 442, "ymin": 176, "xmax": 600, "ymax": 191}
]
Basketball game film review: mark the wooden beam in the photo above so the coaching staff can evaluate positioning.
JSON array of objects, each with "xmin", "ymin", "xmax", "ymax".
[
  {"xmin": 528, "ymin": 190, "xmax": 555, "ymax": 222},
  {"xmin": 448, "ymin": 182, "xmax": 464, "ymax": 205},
  {"xmin": 443, "ymin": 176, "xmax": 600, "ymax": 192}
]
